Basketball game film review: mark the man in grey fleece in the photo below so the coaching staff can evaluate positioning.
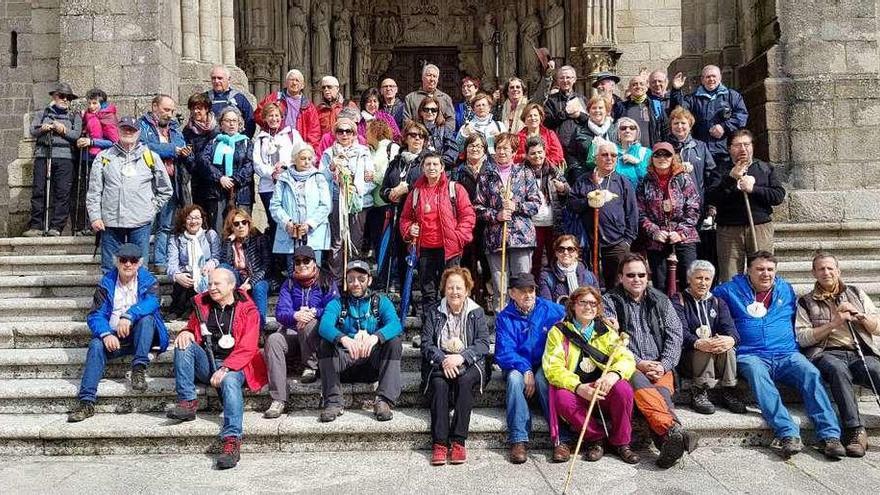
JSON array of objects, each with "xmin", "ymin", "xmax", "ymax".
[{"xmin": 87, "ymin": 116, "xmax": 172, "ymax": 273}]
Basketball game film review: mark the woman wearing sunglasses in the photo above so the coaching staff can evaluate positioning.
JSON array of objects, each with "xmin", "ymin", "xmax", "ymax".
[
  {"xmin": 614, "ymin": 116, "xmax": 652, "ymax": 190},
  {"xmin": 538, "ymin": 235, "xmax": 599, "ymax": 305},
  {"xmin": 220, "ymin": 208, "xmax": 274, "ymax": 332},
  {"xmin": 416, "ymin": 96, "xmax": 458, "ymax": 168}
]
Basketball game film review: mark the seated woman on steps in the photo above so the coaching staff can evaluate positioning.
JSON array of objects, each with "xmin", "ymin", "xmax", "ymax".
[{"xmin": 165, "ymin": 204, "xmax": 221, "ymax": 320}]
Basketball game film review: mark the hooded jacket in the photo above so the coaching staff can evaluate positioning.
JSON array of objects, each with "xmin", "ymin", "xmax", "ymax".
[
  {"xmin": 87, "ymin": 266, "xmax": 169, "ymax": 353},
  {"xmin": 269, "ymin": 167, "xmax": 332, "ymax": 253},
  {"xmin": 494, "ymin": 297, "xmax": 565, "ymax": 374}
]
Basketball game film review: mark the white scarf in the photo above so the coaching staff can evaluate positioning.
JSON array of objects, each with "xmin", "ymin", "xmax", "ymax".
[
  {"xmin": 558, "ymin": 262, "xmax": 579, "ymax": 295},
  {"xmin": 587, "ymin": 117, "xmax": 613, "ymax": 138},
  {"xmin": 183, "ymin": 229, "xmax": 206, "ymax": 292},
  {"xmin": 361, "ymin": 110, "xmax": 376, "ymax": 123}
]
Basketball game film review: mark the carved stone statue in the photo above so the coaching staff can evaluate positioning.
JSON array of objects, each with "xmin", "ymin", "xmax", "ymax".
[
  {"xmin": 333, "ymin": 9, "xmax": 352, "ymax": 94},
  {"xmin": 500, "ymin": 9, "xmax": 518, "ymax": 78},
  {"xmin": 478, "ymin": 14, "xmax": 497, "ymax": 82},
  {"xmin": 288, "ymin": 1, "xmax": 308, "ymax": 70},
  {"xmin": 544, "ymin": 0, "xmax": 566, "ymax": 60},
  {"xmin": 458, "ymin": 52, "xmax": 482, "ymax": 80},
  {"xmin": 311, "ymin": 1, "xmax": 332, "ymax": 83},
  {"xmin": 354, "ymin": 17, "xmax": 372, "ymax": 92},
  {"xmin": 372, "ymin": 52, "xmax": 392, "ymax": 81},
  {"xmin": 520, "ymin": 11, "xmax": 542, "ymax": 86},
  {"xmin": 375, "ymin": 7, "xmax": 401, "ymax": 44}
]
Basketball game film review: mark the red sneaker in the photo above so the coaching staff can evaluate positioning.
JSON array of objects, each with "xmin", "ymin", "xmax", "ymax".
[
  {"xmin": 431, "ymin": 443, "xmax": 448, "ymax": 466},
  {"xmin": 450, "ymin": 442, "xmax": 467, "ymax": 464}
]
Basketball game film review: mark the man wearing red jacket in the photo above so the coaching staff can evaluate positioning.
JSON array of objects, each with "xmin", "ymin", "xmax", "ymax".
[
  {"xmin": 399, "ymin": 152, "xmax": 476, "ymax": 317},
  {"xmin": 166, "ymin": 267, "xmax": 268, "ymax": 470},
  {"xmin": 254, "ymin": 69, "xmax": 321, "ymax": 149}
]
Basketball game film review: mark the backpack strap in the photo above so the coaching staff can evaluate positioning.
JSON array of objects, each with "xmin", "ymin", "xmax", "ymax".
[
  {"xmin": 142, "ymin": 150, "xmax": 155, "ymax": 169},
  {"xmin": 370, "ymin": 292, "xmax": 381, "ymax": 319},
  {"xmin": 337, "ymin": 293, "xmax": 350, "ymax": 329}
]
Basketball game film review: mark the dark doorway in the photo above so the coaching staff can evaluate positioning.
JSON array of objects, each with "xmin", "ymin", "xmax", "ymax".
[{"xmin": 384, "ymin": 47, "xmax": 462, "ymax": 100}]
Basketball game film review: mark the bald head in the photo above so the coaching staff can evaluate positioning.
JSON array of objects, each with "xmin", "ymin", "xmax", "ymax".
[{"xmin": 207, "ymin": 268, "xmax": 237, "ymax": 304}]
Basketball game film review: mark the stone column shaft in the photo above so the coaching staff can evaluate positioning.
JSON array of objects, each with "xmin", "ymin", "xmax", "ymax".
[
  {"xmin": 220, "ymin": 0, "xmax": 235, "ymax": 65},
  {"xmin": 182, "ymin": 0, "xmax": 201, "ymax": 60},
  {"xmin": 199, "ymin": 0, "xmax": 221, "ymax": 63}
]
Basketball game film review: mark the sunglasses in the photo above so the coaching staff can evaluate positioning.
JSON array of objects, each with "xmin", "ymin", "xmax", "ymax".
[
  {"xmin": 421, "ymin": 107, "xmax": 439, "ymax": 114},
  {"xmin": 119, "ymin": 256, "xmax": 140, "ymax": 265},
  {"xmin": 233, "ymin": 220, "xmax": 250, "ymax": 227},
  {"xmin": 335, "ymin": 128, "xmax": 354, "ymax": 135},
  {"xmin": 624, "ymin": 272, "xmax": 647, "ymax": 279},
  {"xmin": 407, "ymin": 132, "xmax": 426, "ymax": 139},
  {"xmin": 619, "ymin": 125, "xmax": 637, "ymax": 131},
  {"xmin": 654, "ymin": 152, "xmax": 673, "ymax": 158},
  {"xmin": 556, "ymin": 246, "xmax": 578, "ymax": 254},
  {"xmin": 293, "ymin": 257, "xmax": 313, "ymax": 266}
]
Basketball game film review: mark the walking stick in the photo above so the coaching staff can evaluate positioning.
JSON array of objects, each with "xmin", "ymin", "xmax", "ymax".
[
  {"xmin": 846, "ymin": 320, "xmax": 880, "ymax": 409},
  {"xmin": 72, "ymin": 147, "xmax": 85, "ymax": 235},
  {"xmin": 499, "ymin": 178, "xmax": 512, "ymax": 308},
  {"xmin": 742, "ymin": 190, "xmax": 759, "ymax": 254},
  {"xmin": 562, "ymin": 330, "xmax": 631, "ymax": 495},
  {"xmin": 592, "ymin": 207, "xmax": 600, "ymax": 280}
]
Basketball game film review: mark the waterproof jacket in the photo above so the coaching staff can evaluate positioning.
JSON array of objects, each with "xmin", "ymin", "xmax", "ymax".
[
  {"xmin": 713, "ymin": 274, "xmax": 799, "ymax": 358},
  {"xmin": 269, "ymin": 168, "xmax": 332, "ymax": 253},
  {"xmin": 166, "ymin": 229, "xmax": 221, "ymax": 279},
  {"xmin": 495, "ymin": 297, "xmax": 566, "ymax": 374},
  {"xmin": 318, "ymin": 291, "xmax": 403, "ymax": 344},
  {"xmin": 252, "ymin": 126, "xmax": 302, "ymax": 193},
  {"xmin": 138, "ymin": 114, "xmax": 186, "ymax": 163},
  {"xmin": 672, "ymin": 290, "xmax": 740, "ymax": 351},
  {"xmin": 671, "ymin": 84, "xmax": 749, "ymax": 156},
  {"xmin": 316, "ymin": 100, "xmax": 343, "ymax": 135},
  {"xmin": 538, "ymin": 262, "xmax": 600, "ymax": 304},
  {"xmin": 86, "ymin": 142, "xmax": 173, "ymax": 228},
  {"xmin": 183, "ymin": 124, "xmax": 219, "ymax": 204},
  {"xmin": 399, "ymin": 173, "xmax": 476, "ymax": 261},
  {"xmin": 420, "ymin": 298, "xmax": 491, "ymax": 386},
  {"xmin": 82, "ymin": 104, "xmax": 119, "ymax": 156},
  {"xmin": 220, "ymin": 233, "xmax": 271, "ymax": 285},
  {"xmin": 275, "ymin": 270, "xmax": 339, "ymax": 329},
  {"xmin": 87, "ymin": 266, "xmax": 169, "ymax": 352},
  {"xmin": 568, "ymin": 171, "xmax": 639, "ymax": 249},
  {"xmin": 475, "ymin": 163, "xmax": 541, "ymax": 252},
  {"xmin": 206, "ymin": 88, "xmax": 256, "ymax": 137},
  {"xmin": 570, "ymin": 119, "xmax": 618, "ymax": 172},
  {"xmin": 543, "ymin": 90, "xmax": 589, "ymax": 158},
  {"xmin": 254, "ymin": 90, "xmax": 321, "ymax": 148},
  {"xmin": 187, "ymin": 290, "xmax": 268, "ymax": 390},
  {"xmin": 30, "ymin": 104, "xmax": 83, "ymax": 160},
  {"xmin": 425, "ymin": 122, "xmax": 460, "ymax": 168},
  {"xmin": 515, "ymin": 126, "xmax": 564, "ymax": 166},
  {"xmin": 201, "ymin": 136, "xmax": 255, "ymax": 205},
  {"xmin": 616, "ymin": 142, "xmax": 652, "ymax": 189},
  {"xmin": 709, "ymin": 158, "xmax": 785, "ymax": 227},
  {"xmin": 637, "ymin": 164, "xmax": 701, "ymax": 252},
  {"xmin": 669, "ymin": 134, "xmax": 718, "ymax": 204},
  {"xmin": 543, "ymin": 319, "xmax": 636, "ymax": 393},
  {"xmin": 613, "ymin": 98, "xmax": 669, "ymax": 147}
]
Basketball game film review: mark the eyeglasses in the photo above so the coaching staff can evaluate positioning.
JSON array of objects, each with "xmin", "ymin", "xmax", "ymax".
[
  {"xmin": 232, "ymin": 220, "xmax": 250, "ymax": 227},
  {"xmin": 467, "ymin": 143, "xmax": 485, "ymax": 150},
  {"xmin": 221, "ymin": 118, "xmax": 239, "ymax": 123},
  {"xmin": 335, "ymin": 128, "xmax": 354, "ymax": 135},
  {"xmin": 346, "ymin": 274, "xmax": 369, "ymax": 284},
  {"xmin": 407, "ymin": 132, "xmax": 426, "ymax": 139},
  {"xmin": 421, "ymin": 107, "xmax": 439, "ymax": 114},
  {"xmin": 624, "ymin": 272, "xmax": 647, "ymax": 279},
  {"xmin": 574, "ymin": 299, "xmax": 599, "ymax": 309},
  {"xmin": 556, "ymin": 246, "xmax": 578, "ymax": 254},
  {"xmin": 321, "ymin": 85, "xmax": 337, "ymax": 89},
  {"xmin": 599, "ymin": 152, "xmax": 618, "ymax": 158},
  {"xmin": 619, "ymin": 125, "xmax": 637, "ymax": 131},
  {"xmin": 653, "ymin": 152, "xmax": 672, "ymax": 158},
  {"xmin": 293, "ymin": 257, "xmax": 313, "ymax": 266},
  {"xmin": 186, "ymin": 215, "xmax": 203, "ymax": 221},
  {"xmin": 118, "ymin": 256, "xmax": 140, "ymax": 265}
]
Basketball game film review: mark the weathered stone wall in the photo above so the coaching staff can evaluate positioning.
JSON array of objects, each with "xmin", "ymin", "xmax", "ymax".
[{"xmin": 614, "ymin": 0, "xmax": 682, "ymax": 82}]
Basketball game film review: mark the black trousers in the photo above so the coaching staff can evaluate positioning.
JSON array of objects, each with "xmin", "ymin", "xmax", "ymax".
[
  {"xmin": 599, "ymin": 241, "xmax": 631, "ymax": 290},
  {"xmin": 168, "ymin": 283, "xmax": 196, "ymax": 316},
  {"xmin": 812, "ymin": 348, "xmax": 880, "ymax": 429},
  {"xmin": 29, "ymin": 157, "xmax": 74, "ymax": 231},
  {"xmin": 318, "ymin": 336, "xmax": 403, "ymax": 408},
  {"xmin": 70, "ymin": 153, "xmax": 92, "ymax": 232},
  {"xmin": 647, "ymin": 242, "xmax": 698, "ymax": 295},
  {"xmin": 418, "ymin": 247, "xmax": 460, "ymax": 316},
  {"xmin": 429, "ymin": 365, "xmax": 482, "ymax": 444}
]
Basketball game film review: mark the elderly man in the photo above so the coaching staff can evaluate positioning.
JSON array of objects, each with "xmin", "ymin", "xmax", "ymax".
[
  {"xmin": 605, "ymin": 253, "xmax": 694, "ymax": 469},
  {"xmin": 672, "ymin": 259, "xmax": 745, "ymax": 415},
  {"xmin": 714, "ymin": 251, "xmax": 845, "ymax": 459},
  {"xmin": 379, "ymin": 78, "xmax": 406, "ymax": 131},
  {"xmin": 648, "ymin": 70, "xmax": 672, "ymax": 115},
  {"xmin": 23, "ymin": 82, "xmax": 83, "ymax": 237},
  {"xmin": 254, "ymin": 69, "xmax": 322, "ymax": 148},
  {"xmin": 67, "ymin": 243, "xmax": 169, "ymax": 422},
  {"xmin": 709, "ymin": 129, "xmax": 786, "ymax": 282},
  {"xmin": 166, "ymin": 267, "xmax": 268, "ymax": 469},
  {"xmin": 670, "ymin": 65, "xmax": 748, "ymax": 166},
  {"xmin": 138, "ymin": 94, "xmax": 186, "ymax": 273},
  {"xmin": 592, "ymin": 71, "xmax": 622, "ymax": 107},
  {"xmin": 568, "ymin": 139, "xmax": 638, "ymax": 289},
  {"xmin": 206, "ymin": 65, "xmax": 255, "ymax": 137},
  {"xmin": 403, "ymin": 64, "xmax": 456, "ymax": 131},
  {"xmin": 494, "ymin": 273, "xmax": 568, "ymax": 463},
  {"xmin": 316, "ymin": 75, "xmax": 344, "ymax": 135},
  {"xmin": 317, "ymin": 260, "xmax": 403, "ymax": 422},
  {"xmin": 796, "ymin": 252, "xmax": 880, "ymax": 457},
  {"xmin": 613, "ymin": 74, "xmax": 668, "ymax": 147},
  {"xmin": 87, "ymin": 116, "xmax": 173, "ymax": 273},
  {"xmin": 543, "ymin": 65, "xmax": 589, "ymax": 179}
]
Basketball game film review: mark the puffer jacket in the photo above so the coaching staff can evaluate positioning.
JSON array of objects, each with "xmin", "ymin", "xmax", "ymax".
[
  {"xmin": 399, "ymin": 173, "xmax": 476, "ymax": 261},
  {"xmin": 201, "ymin": 135, "xmax": 255, "ymax": 205},
  {"xmin": 30, "ymin": 104, "xmax": 83, "ymax": 160},
  {"xmin": 637, "ymin": 163, "xmax": 701, "ymax": 251},
  {"xmin": 220, "ymin": 233, "xmax": 271, "ymax": 284},
  {"xmin": 275, "ymin": 270, "xmax": 339, "ymax": 329},
  {"xmin": 82, "ymin": 103, "xmax": 119, "ymax": 157},
  {"xmin": 420, "ymin": 298, "xmax": 491, "ymax": 388},
  {"xmin": 475, "ymin": 162, "xmax": 541, "ymax": 252}
]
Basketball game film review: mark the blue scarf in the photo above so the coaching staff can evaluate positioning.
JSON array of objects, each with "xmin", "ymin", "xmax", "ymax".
[
  {"xmin": 212, "ymin": 133, "xmax": 249, "ymax": 176},
  {"xmin": 578, "ymin": 320, "xmax": 596, "ymax": 342}
]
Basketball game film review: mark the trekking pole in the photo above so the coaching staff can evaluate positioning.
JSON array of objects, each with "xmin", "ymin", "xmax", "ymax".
[
  {"xmin": 846, "ymin": 320, "xmax": 880, "ymax": 409},
  {"xmin": 72, "ymin": 147, "xmax": 86, "ymax": 235},
  {"xmin": 192, "ymin": 296, "xmax": 222, "ymax": 401},
  {"xmin": 42, "ymin": 135, "xmax": 53, "ymax": 234}
]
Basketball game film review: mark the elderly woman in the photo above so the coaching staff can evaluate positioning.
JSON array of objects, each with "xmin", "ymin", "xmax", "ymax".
[
  {"xmin": 254, "ymin": 68, "xmax": 321, "ymax": 148},
  {"xmin": 500, "ymin": 77, "xmax": 528, "ymax": 134},
  {"xmin": 421, "ymin": 267, "xmax": 490, "ymax": 465},
  {"xmin": 637, "ymin": 141, "xmax": 701, "ymax": 294},
  {"xmin": 201, "ymin": 106, "xmax": 255, "ymax": 233},
  {"xmin": 183, "ymin": 93, "xmax": 219, "ymax": 214},
  {"xmin": 416, "ymin": 96, "xmax": 458, "ymax": 168},
  {"xmin": 515, "ymin": 103, "xmax": 564, "ymax": 166},
  {"xmin": 457, "ymin": 92, "xmax": 507, "ymax": 155},
  {"xmin": 452, "ymin": 133, "xmax": 492, "ymax": 306},
  {"xmin": 672, "ymin": 260, "xmax": 745, "ymax": 415},
  {"xmin": 269, "ymin": 143, "xmax": 332, "ymax": 269},
  {"xmin": 614, "ymin": 116, "xmax": 652, "ymax": 190},
  {"xmin": 220, "ymin": 208, "xmax": 273, "ymax": 331},
  {"xmin": 357, "ymin": 87, "xmax": 401, "ymax": 142},
  {"xmin": 543, "ymin": 286, "xmax": 639, "ymax": 464},
  {"xmin": 668, "ymin": 106, "xmax": 719, "ymax": 203},
  {"xmin": 538, "ymin": 234, "xmax": 599, "ymax": 304},
  {"xmin": 521, "ymin": 136, "xmax": 569, "ymax": 278},
  {"xmin": 165, "ymin": 204, "xmax": 221, "ymax": 319},
  {"xmin": 475, "ymin": 133, "xmax": 541, "ymax": 311},
  {"xmin": 454, "ymin": 77, "xmax": 481, "ymax": 131},
  {"xmin": 400, "ymin": 152, "xmax": 476, "ymax": 316},
  {"xmin": 569, "ymin": 95, "xmax": 616, "ymax": 181},
  {"xmin": 366, "ymin": 120, "xmax": 400, "ymax": 258}
]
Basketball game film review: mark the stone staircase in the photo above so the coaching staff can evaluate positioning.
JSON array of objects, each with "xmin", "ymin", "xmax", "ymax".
[{"xmin": 0, "ymin": 226, "xmax": 879, "ymax": 456}]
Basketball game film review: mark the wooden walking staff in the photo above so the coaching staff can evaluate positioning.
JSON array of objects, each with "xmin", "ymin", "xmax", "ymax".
[
  {"xmin": 499, "ymin": 177, "xmax": 513, "ymax": 308},
  {"xmin": 742, "ymin": 190, "xmax": 759, "ymax": 254},
  {"xmin": 562, "ymin": 330, "xmax": 631, "ymax": 495}
]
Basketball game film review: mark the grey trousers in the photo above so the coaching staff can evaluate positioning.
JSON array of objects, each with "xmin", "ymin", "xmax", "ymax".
[
  {"xmin": 264, "ymin": 320, "xmax": 320, "ymax": 402},
  {"xmin": 691, "ymin": 348, "xmax": 738, "ymax": 389},
  {"xmin": 488, "ymin": 247, "xmax": 533, "ymax": 310},
  {"xmin": 716, "ymin": 222, "xmax": 774, "ymax": 283},
  {"xmin": 317, "ymin": 335, "xmax": 403, "ymax": 408}
]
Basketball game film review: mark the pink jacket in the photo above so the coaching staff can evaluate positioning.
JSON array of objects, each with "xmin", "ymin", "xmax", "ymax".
[{"xmin": 82, "ymin": 104, "xmax": 119, "ymax": 157}]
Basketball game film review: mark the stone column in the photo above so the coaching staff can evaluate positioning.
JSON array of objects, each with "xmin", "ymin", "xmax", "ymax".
[
  {"xmin": 181, "ymin": 0, "xmax": 201, "ymax": 60},
  {"xmin": 199, "ymin": 0, "xmax": 221, "ymax": 63},
  {"xmin": 220, "ymin": 0, "xmax": 236, "ymax": 65}
]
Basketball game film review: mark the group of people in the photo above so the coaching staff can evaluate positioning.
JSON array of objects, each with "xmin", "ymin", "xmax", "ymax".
[{"xmin": 30, "ymin": 61, "xmax": 878, "ymax": 470}]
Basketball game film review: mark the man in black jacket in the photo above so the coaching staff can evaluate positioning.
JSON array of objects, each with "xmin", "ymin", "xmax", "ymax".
[
  {"xmin": 543, "ymin": 66, "xmax": 589, "ymax": 177},
  {"xmin": 710, "ymin": 129, "xmax": 786, "ymax": 282}
]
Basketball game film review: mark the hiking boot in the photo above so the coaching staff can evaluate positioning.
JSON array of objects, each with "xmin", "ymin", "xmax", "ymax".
[
  {"xmin": 263, "ymin": 321, "xmax": 281, "ymax": 334},
  {"xmin": 130, "ymin": 365, "xmax": 147, "ymax": 392},
  {"xmin": 718, "ymin": 387, "xmax": 747, "ymax": 414},
  {"xmin": 584, "ymin": 442, "xmax": 604, "ymax": 462},
  {"xmin": 166, "ymin": 399, "xmax": 199, "ymax": 421},
  {"xmin": 552, "ymin": 443, "xmax": 571, "ymax": 463},
  {"xmin": 263, "ymin": 400, "xmax": 285, "ymax": 419},
  {"xmin": 299, "ymin": 368, "xmax": 318, "ymax": 384},
  {"xmin": 374, "ymin": 400, "xmax": 393, "ymax": 421},
  {"xmin": 216, "ymin": 436, "xmax": 241, "ymax": 470},
  {"xmin": 319, "ymin": 404, "xmax": 344, "ymax": 423},
  {"xmin": 690, "ymin": 386, "xmax": 715, "ymax": 415},
  {"xmin": 509, "ymin": 442, "xmax": 527, "ymax": 464},
  {"xmin": 615, "ymin": 444, "xmax": 641, "ymax": 464},
  {"xmin": 411, "ymin": 335, "xmax": 421, "ymax": 349},
  {"xmin": 431, "ymin": 443, "xmax": 448, "ymax": 466},
  {"xmin": 844, "ymin": 427, "xmax": 867, "ymax": 458},
  {"xmin": 67, "ymin": 401, "xmax": 95, "ymax": 423},
  {"xmin": 778, "ymin": 436, "xmax": 803, "ymax": 459},
  {"xmin": 656, "ymin": 425, "xmax": 686, "ymax": 468},
  {"xmin": 819, "ymin": 437, "xmax": 846, "ymax": 459},
  {"xmin": 46, "ymin": 229, "xmax": 61, "ymax": 237},
  {"xmin": 21, "ymin": 228, "xmax": 42, "ymax": 238},
  {"xmin": 449, "ymin": 442, "xmax": 467, "ymax": 464}
]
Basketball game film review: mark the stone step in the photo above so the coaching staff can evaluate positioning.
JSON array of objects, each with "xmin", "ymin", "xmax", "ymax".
[
  {"xmin": 773, "ymin": 239, "xmax": 880, "ymax": 260},
  {"xmin": 777, "ymin": 259, "xmax": 880, "ymax": 281},
  {"xmin": 2, "ymin": 404, "xmax": 878, "ymax": 456},
  {"xmin": 774, "ymin": 222, "xmax": 880, "ymax": 239},
  {"xmin": 0, "ymin": 274, "xmax": 173, "ymax": 298},
  {"xmin": 0, "ymin": 254, "xmax": 102, "ymax": 276},
  {"xmin": 0, "ymin": 236, "xmax": 99, "ymax": 256}
]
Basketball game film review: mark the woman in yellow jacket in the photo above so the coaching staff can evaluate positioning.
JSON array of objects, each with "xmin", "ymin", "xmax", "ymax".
[{"xmin": 543, "ymin": 286, "xmax": 640, "ymax": 464}]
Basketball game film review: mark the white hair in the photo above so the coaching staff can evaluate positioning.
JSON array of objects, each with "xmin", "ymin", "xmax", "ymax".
[
  {"xmin": 210, "ymin": 65, "xmax": 231, "ymax": 78},
  {"xmin": 422, "ymin": 64, "xmax": 440, "ymax": 77},
  {"xmin": 291, "ymin": 141, "xmax": 316, "ymax": 159},
  {"xmin": 285, "ymin": 69, "xmax": 304, "ymax": 81},
  {"xmin": 593, "ymin": 137, "xmax": 616, "ymax": 154},
  {"xmin": 212, "ymin": 267, "xmax": 237, "ymax": 285},
  {"xmin": 557, "ymin": 65, "xmax": 577, "ymax": 78},
  {"xmin": 320, "ymin": 75, "xmax": 339, "ymax": 87},
  {"xmin": 687, "ymin": 259, "xmax": 716, "ymax": 279}
]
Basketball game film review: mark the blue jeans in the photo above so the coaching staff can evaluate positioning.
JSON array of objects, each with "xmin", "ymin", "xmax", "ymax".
[
  {"xmin": 173, "ymin": 342, "xmax": 246, "ymax": 438},
  {"xmin": 505, "ymin": 367, "xmax": 571, "ymax": 444},
  {"xmin": 77, "ymin": 315, "xmax": 156, "ymax": 403},
  {"xmin": 101, "ymin": 224, "xmax": 152, "ymax": 273},
  {"xmin": 738, "ymin": 353, "xmax": 841, "ymax": 441},
  {"xmin": 152, "ymin": 198, "xmax": 177, "ymax": 266},
  {"xmin": 221, "ymin": 264, "xmax": 271, "ymax": 330}
]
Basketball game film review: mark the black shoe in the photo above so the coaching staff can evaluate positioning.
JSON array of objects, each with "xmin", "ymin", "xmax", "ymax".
[
  {"xmin": 262, "ymin": 321, "xmax": 281, "ymax": 334},
  {"xmin": 67, "ymin": 401, "xmax": 95, "ymax": 422},
  {"xmin": 319, "ymin": 405, "xmax": 344, "ymax": 423},
  {"xmin": 690, "ymin": 386, "xmax": 715, "ymax": 415},
  {"xmin": 718, "ymin": 387, "xmax": 747, "ymax": 414},
  {"xmin": 216, "ymin": 436, "xmax": 241, "ymax": 469},
  {"xmin": 656, "ymin": 425, "xmax": 686, "ymax": 469},
  {"xmin": 779, "ymin": 436, "xmax": 803, "ymax": 458},
  {"xmin": 374, "ymin": 399, "xmax": 394, "ymax": 421},
  {"xmin": 819, "ymin": 437, "xmax": 846, "ymax": 459},
  {"xmin": 130, "ymin": 365, "xmax": 147, "ymax": 392}
]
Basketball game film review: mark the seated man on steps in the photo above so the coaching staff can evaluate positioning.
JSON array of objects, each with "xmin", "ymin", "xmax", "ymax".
[
  {"xmin": 68, "ymin": 243, "xmax": 169, "ymax": 423},
  {"xmin": 795, "ymin": 252, "xmax": 880, "ymax": 458},
  {"xmin": 714, "ymin": 251, "xmax": 846, "ymax": 460},
  {"xmin": 317, "ymin": 259, "xmax": 403, "ymax": 422},
  {"xmin": 166, "ymin": 268, "xmax": 268, "ymax": 470}
]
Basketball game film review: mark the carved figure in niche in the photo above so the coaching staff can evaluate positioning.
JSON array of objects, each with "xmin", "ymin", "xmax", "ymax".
[
  {"xmin": 375, "ymin": 7, "xmax": 402, "ymax": 45},
  {"xmin": 458, "ymin": 52, "xmax": 482, "ymax": 79},
  {"xmin": 520, "ymin": 11, "xmax": 542, "ymax": 86},
  {"xmin": 500, "ymin": 9, "xmax": 518, "ymax": 78},
  {"xmin": 478, "ymin": 14, "xmax": 497, "ymax": 82},
  {"xmin": 354, "ymin": 17, "xmax": 372, "ymax": 92},
  {"xmin": 372, "ymin": 52, "xmax": 392, "ymax": 81},
  {"xmin": 288, "ymin": 1, "xmax": 308, "ymax": 69},
  {"xmin": 544, "ymin": 0, "xmax": 565, "ymax": 60},
  {"xmin": 311, "ymin": 1, "xmax": 332, "ymax": 83},
  {"xmin": 334, "ymin": 9, "xmax": 353, "ymax": 93}
]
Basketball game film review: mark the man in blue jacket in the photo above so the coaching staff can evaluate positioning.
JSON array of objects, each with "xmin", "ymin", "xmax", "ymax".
[
  {"xmin": 714, "ymin": 251, "xmax": 846, "ymax": 460},
  {"xmin": 317, "ymin": 260, "xmax": 402, "ymax": 422},
  {"xmin": 494, "ymin": 273, "xmax": 567, "ymax": 464},
  {"xmin": 206, "ymin": 65, "xmax": 256, "ymax": 137},
  {"xmin": 67, "ymin": 243, "xmax": 169, "ymax": 422}
]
